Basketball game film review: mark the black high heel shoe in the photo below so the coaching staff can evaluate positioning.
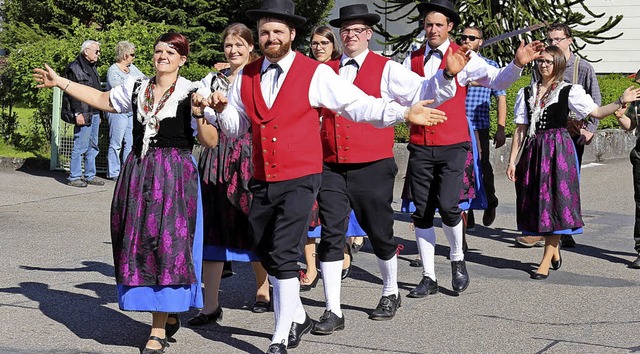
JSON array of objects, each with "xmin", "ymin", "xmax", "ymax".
[
  {"xmin": 342, "ymin": 244, "xmax": 353, "ymax": 280},
  {"xmin": 165, "ymin": 313, "xmax": 180, "ymax": 337},
  {"xmin": 142, "ymin": 336, "xmax": 168, "ymax": 354},
  {"xmin": 551, "ymin": 248, "xmax": 562, "ymax": 270},
  {"xmin": 187, "ymin": 306, "xmax": 223, "ymax": 326},
  {"xmin": 300, "ymin": 270, "xmax": 320, "ymax": 291}
]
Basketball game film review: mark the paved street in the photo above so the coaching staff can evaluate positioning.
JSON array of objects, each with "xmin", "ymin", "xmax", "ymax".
[{"xmin": 0, "ymin": 158, "xmax": 639, "ymax": 354}]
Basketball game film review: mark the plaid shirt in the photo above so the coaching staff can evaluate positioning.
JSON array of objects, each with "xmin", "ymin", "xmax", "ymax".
[{"xmin": 465, "ymin": 55, "xmax": 506, "ymax": 130}]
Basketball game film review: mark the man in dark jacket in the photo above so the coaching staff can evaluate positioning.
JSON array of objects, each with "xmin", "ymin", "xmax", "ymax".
[{"xmin": 64, "ymin": 40, "xmax": 104, "ymax": 187}]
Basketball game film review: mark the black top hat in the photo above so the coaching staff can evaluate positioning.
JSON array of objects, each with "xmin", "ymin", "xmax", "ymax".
[
  {"xmin": 329, "ymin": 4, "xmax": 381, "ymax": 28},
  {"xmin": 417, "ymin": 0, "xmax": 461, "ymax": 26},
  {"xmin": 246, "ymin": 0, "xmax": 307, "ymax": 27}
]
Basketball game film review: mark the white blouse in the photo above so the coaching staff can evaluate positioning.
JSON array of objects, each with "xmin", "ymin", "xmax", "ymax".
[{"xmin": 513, "ymin": 84, "xmax": 599, "ymax": 125}]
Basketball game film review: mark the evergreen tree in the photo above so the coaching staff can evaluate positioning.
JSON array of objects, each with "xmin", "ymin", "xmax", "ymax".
[{"xmin": 374, "ymin": 0, "xmax": 623, "ymax": 64}]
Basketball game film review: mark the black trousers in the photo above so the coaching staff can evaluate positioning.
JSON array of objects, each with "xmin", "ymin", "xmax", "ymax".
[
  {"xmin": 477, "ymin": 129, "xmax": 499, "ymax": 209},
  {"xmin": 572, "ymin": 134, "xmax": 586, "ymax": 169},
  {"xmin": 249, "ymin": 174, "xmax": 321, "ymax": 279},
  {"xmin": 631, "ymin": 147, "xmax": 640, "ymax": 254},
  {"xmin": 317, "ymin": 158, "xmax": 398, "ymax": 262},
  {"xmin": 408, "ymin": 143, "xmax": 469, "ymax": 229}
]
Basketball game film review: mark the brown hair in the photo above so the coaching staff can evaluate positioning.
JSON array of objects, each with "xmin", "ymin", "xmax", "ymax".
[
  {"xmin": 535, "ymin": 45, "xmax": 566, "ymax": 82},
  {"xmin": 547, "ymin": 22, "xmax": 572, "ymax": 38},
  {"xmin": 154, "ymin": 32, "xmax": 190, "ymax": 57},
  {"xmin": 309, "ymin": 25, "xmax": 341, "ymax": 61},
  {"xmin": 222, "ymin": 23, "xmax": 259, "ymax": 62}
]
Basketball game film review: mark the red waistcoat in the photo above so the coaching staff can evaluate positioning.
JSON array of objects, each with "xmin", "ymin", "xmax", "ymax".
[
  {"xmin": 321, "ymin": 52, "xmax": 395, "ymax": 163},
  {"xmin": 240, "ymin": 53, "xmax": 323, "ymax": 182},
  {"xmin": 409, "ymin": 43, "xmax": 470, "ymax": 146}
]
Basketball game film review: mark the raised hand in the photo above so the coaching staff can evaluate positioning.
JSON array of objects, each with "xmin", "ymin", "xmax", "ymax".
[
  {"xmin": 208, "ymin": 91, "xmax": 228, "ymax": 113},
  {"xmin": 621, "ymin": 86, "xmax": 640, "ymax": 104},
  {"xmin": 445, "ymin": 44, "xmax": 471, "ymax": 76},
  {"xmin": 514, "ymin": 40, "xmax": 545, "ymax": 68},
  {"xmin": 405, "ymin": 99, "xmax": 447, "ymax": 127},
  {"xmin": 33, "ymin": 63, "xmax": 62, "ymax": 89}
]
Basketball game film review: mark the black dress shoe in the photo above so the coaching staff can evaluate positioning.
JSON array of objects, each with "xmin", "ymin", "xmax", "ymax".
[
  {"xmin": 266, "ymin": 343, "xmax": 287, "ymax": 354},
  {"xmin": 287, "ymin": 313, "xmax": 314, "ymax": 349},
  {"xmin": 351, "ymin": 239, "xmax": 365, "ymax": 254},
  {"xmin": 311, "ymin": 310, "xmax": 345, "ymax": 335},
  {"xmin": 369, "ymin": 294, "xmax": 401, "ymax": 321},
  {"xmin": 629, "ymin": 255, "xmax": 640, "ymax": 269},
  {"xmin": 142, "ymin": 336, "xmax": 168, "ymax": 354},
  {"xmin": 531, "ymin": 272, "xmax": 548, "ymax": 280},
  {"xmin": 407, "ymin": 276, "xmax": 438, "ymax": 298},
  {"xmin": 251, "ymin": 301, "xmax": 271, "ymax": 313},
  {"xmin": 165, "ymin": 313, "xmax": 180, "ymax": 338},
  {"xmin": 551, "ymin": 247, "xmax": 562, "ymax": 271},
  {"xmin": 300, "ymin": 271, "xmax": 320, "ymax": 292},
  {"xmin": 451, "ymin": 260, "xmax": 470, "ymax": 293},
  {"xmin": 561, "ymin": 234, "xmax": 577, "ymax": 248},
  {"xmin": 409, "ymin": 258, "xmax": 422, "ymax": 267},
  {"xmin": 187, "ymin": 306, "xmax": 223, "ymax": 326},
  {"xmin": 341, "ymin": 245, "xmax": 352, "ymax": 280}
]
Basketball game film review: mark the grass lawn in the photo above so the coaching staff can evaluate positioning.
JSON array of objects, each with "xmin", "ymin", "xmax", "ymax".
[{"xmin": 0, "ymin": 106, "xmax": 45, "ymax": 159}]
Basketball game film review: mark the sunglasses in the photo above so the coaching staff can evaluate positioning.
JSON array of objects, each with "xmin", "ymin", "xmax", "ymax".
[
  {"xmin": 460, "ymin": 35, "xmax": 481, "ymax": 41},
  {"xmin": 129, "ymin": 53, "xmax": 136, "ymax": 57}
]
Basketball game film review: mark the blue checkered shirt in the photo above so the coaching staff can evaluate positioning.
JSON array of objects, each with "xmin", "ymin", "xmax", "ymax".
[{"xmin": 465, "ymin": 55, "xmax": 506, "ymax": 130}]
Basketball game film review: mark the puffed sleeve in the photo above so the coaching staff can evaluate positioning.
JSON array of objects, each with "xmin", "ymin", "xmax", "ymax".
[
  {"xmin": 109, "ymin": 77, "xmax": 138, "ymax": 114},
  {"xmin": 513, "ymin": 87, "xmax": 529, "ymax": 125},
  {"xmin": 568, "ymin": 84, "xmax": 599, "ymax": 120}
]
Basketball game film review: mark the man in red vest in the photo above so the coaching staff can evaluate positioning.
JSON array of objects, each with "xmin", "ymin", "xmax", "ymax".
[
  {"xmin": 311, "ymin": 3, "xmax": 468, "ymax": 335},
  {"xmin": 402, "ymin": 0, "xmax": 543, "ymax": 299},
  {"xmin": 207, "ymin": 0, "xmax": 460, "ymax": 352}
]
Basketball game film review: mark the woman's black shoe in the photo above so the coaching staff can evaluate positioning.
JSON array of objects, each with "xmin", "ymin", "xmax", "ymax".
[
  {"xmin": 252, "ymin": 301, "xmax": 271, "ymax": 313},
  {"xmin": 221, "ymin": 261, "xmax": 234, "ymax": 278},
  {"xmin": 142, "ymin": 335, "xmax": 168, "ymax": 354},
  {"xmin": 341, "ymin": 245, "xmax": 352, "ymax": 280},
  {"xmin": 409, "ymin": 258, "xmax": 423, "ymax": 267},
  {"xmin": 531, "ymin": 273, "xmax": 548, "ymax": 280},
  {"xmin": 187, "ymin": 306, "xmax": 223, "ymax": 326},
  {"xmin": 300, "ymin": 270, "xmax": 320, "ymax": 292},
  {"xmin": 351, "ymin": 239, "xmax": 365, "ymax": 254},
  {"xmin": 165, "ymin": 313, "xmax": 180, "ymax": 337},
  {"xmin": 551, "ymin": 247, "xmax": 562, "ymax": 270}
]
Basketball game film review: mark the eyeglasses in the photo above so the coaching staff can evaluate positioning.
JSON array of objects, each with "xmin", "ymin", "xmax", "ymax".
[
  {"xmin": 536, "ymin": 59, "xmax": 554, "ymax": 66},
  {"xmin": 340, "ymin": 27, "xmax": 369, "ymax": 36},
  {"xmin": 460, "ymin": 35, "xmax": 481, "ymax": 42},
  {"xmin": 311, "ymin": 40, "xmax": 331, "ymax": 48},
  {"xmin": 547, "ymin": 37, "xmax": 568, "ymax": 45}
]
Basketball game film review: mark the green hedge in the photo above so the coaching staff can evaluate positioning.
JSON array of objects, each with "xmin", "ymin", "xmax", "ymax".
[{"xmin": 394, "ymin": 73, "xmax": 637, "ymax": 142}]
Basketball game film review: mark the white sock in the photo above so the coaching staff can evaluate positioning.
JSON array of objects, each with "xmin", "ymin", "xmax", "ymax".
[
  {"xmin": 269, "ymin": 276, "xmax": 301, "ymax": 345},
  {"xmin": 415, "ymin": 227, "xmax": 437, "ymax": 280},
  {"xmin": 377, "ymin": 255, "xmax": 398, "ymax": 297},
  {"xmin": 442, "ymin": 220, "xmax": 464, "ymax": 262},
  {"xmin": 319, "ymin": 260, "xmax": 343, "ymax": 318}
]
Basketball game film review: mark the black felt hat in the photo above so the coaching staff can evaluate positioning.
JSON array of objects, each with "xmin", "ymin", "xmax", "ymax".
[
  {"xmin": 246, "ymin": 0, "xmax": 307, "ymax": 27},
  {"xmin": 329, "ymin": 4, "xmax": 381, "ymax": 28},
  {"xmin": 417, "ymin": 0, "xmax": 461, "ymax": 26}
]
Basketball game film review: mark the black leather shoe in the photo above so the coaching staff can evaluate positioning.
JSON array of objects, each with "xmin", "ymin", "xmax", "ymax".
[
  {"xmin": 561, "ymin": 234, "xmax": 577, "ymax": 248},
  {"xmin": 629, "ymin": 255, "xmax": 640, "ymax": 269},
  {"xmin": 266, "ymin": 342, "xmax": 287, "ymax": 354},
  {"xmin": 165, "ymin": 313, "xmax": 180, "ymax": 338},
  {"xmin": 142, "ymin": 336, "xmax": 168, "ymax": 354},
  {"xmin": 407, "ymin": 276, "xmax": 438, "ymax": 298},
  {"xmin": 482, "ymin": 206, "xmax": 496, "ymax": 227},
  {"xmin": 531, "ymin": 272, "xmax": 548, "ymax": 280},
  {"xmin": 451, "ymin": 261, "xmax": 470, "ymax": 293},
  {"xmin": 300, "ymin": 270, "xmax": 320, "ymax": 292},
  {"xmin": 341, "ymin": 245, "xmax": 352, "ymax": 280},
  {"xmin": 369, "ymin": 294, "xmax": 401, "ymax": 321},
  {"xmin": 287, "ymin": 313, "xmax": 314, "ymax": 349},
  {"xmin": 252, "ymin": 301, "xmax": 271, "ymax": 313},
  {"xmin": 311, "ymin": 310, "xmax": 345, "ymax": 335},
  {"xmin": 551, "ymin": 247, "xmax": 562, "ymax": 271},
  {"xmin": 187, "ymin": 306, "xmax": 223, "ymax": 326},
  {"xmin": 409, "ymin": 258, "xmax": 422, "ymax": 267}
]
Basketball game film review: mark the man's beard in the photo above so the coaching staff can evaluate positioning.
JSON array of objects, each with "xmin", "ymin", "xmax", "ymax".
[{"xmin": 262, "ymin": 39, "xmax": 291, "ymax": 60}]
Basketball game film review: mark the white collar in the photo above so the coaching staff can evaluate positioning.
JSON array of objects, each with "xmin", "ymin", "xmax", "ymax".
[
  {"xmin": 261, "ymin": 50, "xmax": 296, "ymax": 74},
  {"xmin": 340, "ymin": 49, "xmax": 369, "ymax": 67}
]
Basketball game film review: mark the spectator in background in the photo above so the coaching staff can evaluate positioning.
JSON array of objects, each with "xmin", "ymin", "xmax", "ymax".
[
  {"xmin": 106, "ymin": 41, "xmax": 145, "ymax": 181},
  {"xmin": 462, "ymin": 26, "xmax": 507, "ymax": 229},
  {"xmin": 63, "ymin": 40, "xmax": 105, "ymax": 187},
  {"xmin": 518, "ymin": 22, "xmax": 602, "ymax": 248}
]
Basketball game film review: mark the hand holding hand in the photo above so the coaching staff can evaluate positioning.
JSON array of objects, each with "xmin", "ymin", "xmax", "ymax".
[
  {"xmin": 514, "ymin": 40, "xmax": 544, "ymax": 68},
  {"xmin": 405, "ymin": 100, "xmax": 447, "ymax": 127},
  {"xmin": 33, "ymin": 63, "xmax": 62, "ymax": 89},
  {"xmin": 191, "ymin": 93, "xmax": 207, "ymax": 117},
  {"xmin": 208, "ymin": 91, "xmax": 228, "ymax": 113},
  {"xmin": 445, "ymin": 45, "xmax": 471, "ymax": 77},
  {"xmin": 494, "ymin": 125, "xmax": 506, "ymax": 148}
]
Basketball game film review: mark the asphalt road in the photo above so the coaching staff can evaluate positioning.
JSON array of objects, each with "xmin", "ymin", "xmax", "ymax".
[{"xmin": 0, "ymin": 158, "xmax": 639, "ymax": 354}]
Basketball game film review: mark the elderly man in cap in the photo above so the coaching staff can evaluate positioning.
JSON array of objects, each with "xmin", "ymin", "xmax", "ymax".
[
  {"xmin": 310, "ymin": 3, "xmax": 469, "ymax": 335},
  {"xmin": 206, "ymin": 0, "xmax": 461, "ymax": 352},
  {"xmin": 402, "ymin": 0, "xmax": 543, "ymax": 299}
]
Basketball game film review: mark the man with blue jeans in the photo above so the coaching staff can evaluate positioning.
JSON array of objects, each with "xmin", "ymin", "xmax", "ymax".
[{"xmin": 64, "ymin": 40, "xmax": 105, "ymax": 187}]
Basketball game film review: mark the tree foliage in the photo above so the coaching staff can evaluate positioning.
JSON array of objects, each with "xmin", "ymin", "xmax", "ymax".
[{"xmin": 374, "ymin": 0, "xmax": 623, "ymax": 65}]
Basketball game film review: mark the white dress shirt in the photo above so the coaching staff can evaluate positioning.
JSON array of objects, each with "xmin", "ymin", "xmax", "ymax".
[
  {"xmin": 513, "ymin": 84, "xmax": 599, "ymax": 125},
  {"xmin": 402, "ymin": 39, "xmax": 523, "ymax": 91},
  {"xmin": 214, "ymin": 51, "xmax": 418, "ymax": 138},
  {"xmin": 338, "ymin": 49, "xmax": 456, "ymax": 108}
]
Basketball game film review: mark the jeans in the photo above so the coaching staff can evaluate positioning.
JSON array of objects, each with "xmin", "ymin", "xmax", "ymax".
[
  {"xmin": 107, "ymin": 112, "xmax": 133, "ymax": 178},
  {"xmin": 69, "ymin": 113, "xmax": 100, "ymax": 181}
]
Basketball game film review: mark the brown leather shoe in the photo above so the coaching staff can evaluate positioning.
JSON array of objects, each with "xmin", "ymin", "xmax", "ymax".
[{"xmin": 515, "ymin": 236, "xmax": 545, "ymax": 247}]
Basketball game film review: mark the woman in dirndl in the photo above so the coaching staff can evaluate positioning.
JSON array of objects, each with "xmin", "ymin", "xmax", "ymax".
[{"xmin": 507, "ymin": 45, "xmax": 640, "ymax": 280}]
